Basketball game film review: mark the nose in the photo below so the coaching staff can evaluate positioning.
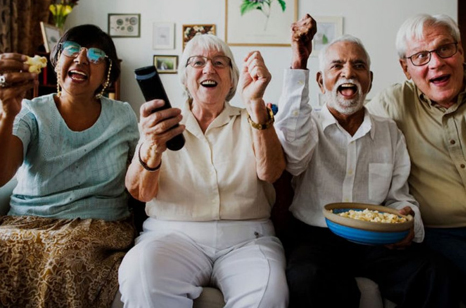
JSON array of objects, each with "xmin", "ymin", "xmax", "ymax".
[
  {"xmin": 202, "ymin": 59, "xmax": 216, "ymax": 73},
  {"xmin": 74, "ymin": 48, "xmax": 88, "ymax": 64},
  {"xmin": 428, "ymin": 51, "xmax": 445, "ymax": 68},
  {"xmin": 341, "ymin": 64, "xmax": 355, "ymax": 79}
]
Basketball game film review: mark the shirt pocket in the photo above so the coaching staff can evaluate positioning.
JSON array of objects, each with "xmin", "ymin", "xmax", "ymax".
[{"xmin": 368, "ymin": 163, "xmax": 393, "ymax": 203}]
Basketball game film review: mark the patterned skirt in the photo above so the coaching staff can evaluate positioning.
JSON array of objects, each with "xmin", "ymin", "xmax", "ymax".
[{"xmin": 0, "ymin": 215, "xmax": 135, "ymax": 308}]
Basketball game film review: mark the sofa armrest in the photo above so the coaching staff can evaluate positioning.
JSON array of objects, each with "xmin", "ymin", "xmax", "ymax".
[{"xmin": 0, "ymin": 177, "xmax": 17, "ymax": 215}]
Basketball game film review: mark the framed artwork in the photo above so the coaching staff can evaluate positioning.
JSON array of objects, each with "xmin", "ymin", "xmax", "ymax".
[
  {"xmin": 153, "ymin": 22, "xmax": 175, "ymax": 50},
  {"xmin": 40, "ymin": 22, "xmax": 62, "ymax": 53},
  {"xmin": 182, "ymin": 24, "xmax": 216, "ymax": 50},
  {"xmin": 225, "ymin": 0, "xmax": 298, "ymax": 46},
  {"xmin": 153, "ymin": 55, "xmax": 178, "ymax": 74},
  {"xmin": 108, "ymin": 13, "xmax": 141, "ymax": 37},
  {"xmin": 311, "ymin": 16, "xmax": 344, "ymax": 57}
]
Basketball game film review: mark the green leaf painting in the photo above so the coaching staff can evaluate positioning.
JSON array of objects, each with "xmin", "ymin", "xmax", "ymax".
[{"xmin": 240, "ymin": 0, "xmax": 287, "ymax": 31}]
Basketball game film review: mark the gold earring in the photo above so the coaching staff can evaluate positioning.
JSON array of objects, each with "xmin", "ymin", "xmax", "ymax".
[
  {"xmin": 95, "ymin": 60, "xmax": 112, "ymax": 99},
  {"xmin": 56, "ymin": 51, "xmax": 62, "ymax": 97}
]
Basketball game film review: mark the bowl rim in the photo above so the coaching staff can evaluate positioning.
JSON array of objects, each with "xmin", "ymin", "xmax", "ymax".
[{"xmin": 323, "ymin": 202, "xmax": 413, "ymax": 232}]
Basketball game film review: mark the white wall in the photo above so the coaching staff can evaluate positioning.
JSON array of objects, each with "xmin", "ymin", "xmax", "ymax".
[{"xmin": 66, "ymin": 0, "xmax": 457, "ymax": 115}]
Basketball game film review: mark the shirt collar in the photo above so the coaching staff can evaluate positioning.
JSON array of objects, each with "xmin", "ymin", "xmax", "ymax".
[
  {"xmin": 321, "ymin": 104, "xmax": 374, "ymax": 140},
  {"xmin": 182, "ymin": 100, "xmax": 241, "ymax": 137}
]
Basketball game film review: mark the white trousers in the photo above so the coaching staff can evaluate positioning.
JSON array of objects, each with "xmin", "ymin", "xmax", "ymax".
[{"xmin": 118, "ymin": 218, "xmax": 288, "ymax": 308}]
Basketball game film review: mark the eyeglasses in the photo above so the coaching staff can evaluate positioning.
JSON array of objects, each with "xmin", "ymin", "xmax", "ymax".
[
  {"xmin": 60, "ymin": 41, "xmax": 108, "ymax": 64},
  {"xmin": 186, "ymin": 55, "xmax": 231, "ymax": 69},
  {"xmin": 405, "ymin": 42, "xmax": 458, "ymax": 66}
]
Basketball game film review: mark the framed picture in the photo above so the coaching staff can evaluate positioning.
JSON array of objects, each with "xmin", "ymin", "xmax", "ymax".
[
  {"xmin": 225, "ymin": 0, "xmax": 298, "ymax": 46},
  {"xmin": 153, "ymin": 55, "xmax": 178, "ymax": 74},
  {"xmin": 182, "ymin": 24, "xmax": 216, "ymax": 50},
  {"xmin": 153, "ymin": 22, "xmax": 175, "ymax": 50},
  {"xmin": 40, "ymin": 22, "xmax": 62, "ymax": 53},
  {"xmin": 108, "ymin": 13, "xmax": 141, "ymax": 37},
  {"xmin": 311, "ymin": 16, "xmax": 344, "ymax": 57}
]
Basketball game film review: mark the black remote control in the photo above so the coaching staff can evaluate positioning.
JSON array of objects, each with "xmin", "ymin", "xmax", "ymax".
[{"xmin": 134, "ymin": 66, "xmax": 185, "ymax": 151}]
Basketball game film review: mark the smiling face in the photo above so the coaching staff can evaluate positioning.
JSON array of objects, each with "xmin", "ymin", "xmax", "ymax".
[
  {"xmin": 55, "ymin": 45, "xmax": 108, "ymax": 98},
  {"xmin": 400, "ymin": 25, "xmax": 465, "ymax": 107},
  {"xmin": 317, "ymin": 41, "xmax": 373, "ymax": 115},
  {"xmin": 184, "ymin": 46, "xmax": 233, "ymax": 108}
]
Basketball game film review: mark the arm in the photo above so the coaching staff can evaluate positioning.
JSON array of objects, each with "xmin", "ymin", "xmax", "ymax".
[
  {"xmin": 274, "ymin": 14, "xmax": 319, "ymax": 176},
  {"xmin": 385, "ymin": 130, "xmax": 424, "ymax": 247},
  {"xmin": 241, "ymin": 51, "xmax": 285, "ymax": 183},
  {"xmin": 0, "ymin": 53, "xmax": 36, "ymax": 186},
  {"xmin": 125, "ymin": 99, "xmax": 185, "ymax": 202}
]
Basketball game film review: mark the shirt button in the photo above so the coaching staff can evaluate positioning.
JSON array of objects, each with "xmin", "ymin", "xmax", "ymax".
[
  {"xmin": 298, "ymin": 80, "xmax": 304, "ymax": 85},
  {"xmin": 450, "ymin": 140, "xmax": 456, "ymax": 145},
  {"xmin": 461, "ymin": 164, "xmax": 465, "ymax": 169},
  {"xmin": 292, "ymin": 110, "xmax": 299, "ymax": 116},
  {"xmin": 348, "ymin": 169, "xmax": 353, "ymax": 175}
]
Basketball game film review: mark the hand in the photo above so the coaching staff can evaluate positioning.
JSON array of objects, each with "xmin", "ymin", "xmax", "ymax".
[
  {"xmin": 139, "ymin": 99, "xmax": 185, "ymax": 167},
  {"xmin": 385, "ymin": 206, "xmax": 415, "ymax": 250},
  {"xmin": 240, "ymin": 51, "xmax": 271, "ymax": 107},
  {"xmin": 291, "ymin": 14, "xmax": 317, "ymax": 69},
  {"xmin": 0, "ymin": 53, "xmax": 36, "ymax": 118}
]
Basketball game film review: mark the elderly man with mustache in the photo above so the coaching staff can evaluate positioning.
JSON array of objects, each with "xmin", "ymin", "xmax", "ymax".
[{"xmin": 274, "ymin": 14, "xmax": 460, "ymax": 308}]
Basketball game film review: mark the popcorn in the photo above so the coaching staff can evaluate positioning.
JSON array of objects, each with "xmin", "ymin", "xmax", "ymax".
[
  {"xmin": 335, "ymin": 208, "xmax": 410, "ymax": 224},
  {"xmin": 25, "ymin": 55, "xmax": 47, "ymax": 73}
]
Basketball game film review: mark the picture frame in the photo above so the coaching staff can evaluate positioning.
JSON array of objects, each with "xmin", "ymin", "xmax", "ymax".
[
  {"xmin": 311, "ymin": 16, "xmax": 344, "ymax": 57},
  {"xmin": 182, "ymin": 24, "xmax": 216, "ymax": 50},
  {"xmin": 153, "ymin": 22, "xmax": 175, "ymax": 50},
  {"xmin": 225, "ymin": 0, "xmax": 298, "ymax": 46},
  {"xmin": 40, "ymin": 22, "xmax": 62, "ymax": 53},
  {"xmin": 108, "ymin": 13, "xmax": 141, "ymax": 38},
  {"xmin": 153, "ymin": 55, "xmax": 178, "ymax": 74}
]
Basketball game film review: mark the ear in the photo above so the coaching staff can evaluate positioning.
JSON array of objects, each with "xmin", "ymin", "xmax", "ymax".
[
  {"xmin": 316, "ymin": 71, "xmax": 325, "ymax": 94},
  {"xmin": 399, "ymin": 58, "xmax": 411, "ymax": 80},
  {"xmin": 367, "ymin": 71, "xmax": 374, "ymax": 93}
]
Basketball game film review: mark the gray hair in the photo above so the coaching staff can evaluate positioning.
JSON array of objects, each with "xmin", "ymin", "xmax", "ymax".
[
  {"xmin": 318, "ymin": 34, "xmax": 371, "ymax": 73},
  {"xmin": 178, "ymin": 34, "xmax": 240, "ymax": 102},
  {"xmin": 395, "ymin": 14, "xmax": 460, "ymax": 59}
]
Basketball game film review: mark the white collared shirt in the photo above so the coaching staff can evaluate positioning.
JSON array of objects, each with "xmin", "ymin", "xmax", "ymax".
[
  {"xmin": 145, "ymin": 101, "xmax": 275, "ymax": 221},
  {"xmin": 275, "ymin": 69, "xmax": 424, "ymax": 242}
]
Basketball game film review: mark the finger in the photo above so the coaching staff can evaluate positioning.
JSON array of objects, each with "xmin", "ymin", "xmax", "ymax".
[
  {"xmin": 151, "ymin": 114, "xmax": 183, "ymax": 135},
  {"xmin": 140, "ymin": 99, "xmax": 166, "ymax": 118},
  {"xmin": 0, "ymin": 53, "xmax": 30, "ymax": 72},
  {"xmin": 1, "ymin": 72, "xmax": 36, "ymax": 85}
]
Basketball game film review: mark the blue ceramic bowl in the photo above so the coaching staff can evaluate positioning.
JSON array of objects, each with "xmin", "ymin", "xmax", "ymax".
[{"xmin": 323, "ymin": 203, "xmax": 413, "ymax": 245}]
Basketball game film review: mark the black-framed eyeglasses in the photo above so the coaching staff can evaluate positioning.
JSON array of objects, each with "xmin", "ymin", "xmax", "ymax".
[
  {"xmin": 186, "ymin": 55, "xmax": 231, "ymax": 69},
  {"xmin": 405, "ymin": 42, "xmax": 458, "ymax": 66},
  {"xmin": 60, "ymin": 41, "xmax": 109, "ymax": 64}
]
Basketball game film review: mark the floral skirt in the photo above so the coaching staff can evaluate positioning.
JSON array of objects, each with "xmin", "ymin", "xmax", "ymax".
[{"xmin": 0, "ymin": 215, "xmax": 135, "ymax": 308}]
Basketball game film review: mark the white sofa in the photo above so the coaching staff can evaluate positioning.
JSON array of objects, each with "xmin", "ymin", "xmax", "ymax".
[{"xmin": 1, "ymin": 176, "xmax": 395, "ymax": 308}]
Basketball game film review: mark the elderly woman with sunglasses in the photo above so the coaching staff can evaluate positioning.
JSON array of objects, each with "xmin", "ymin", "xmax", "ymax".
[
  {"xmin": 119, "ymin": 34, "xmax": 288, "ymax": 307},
  {"xmin": 0, "ymin": 24, "xmax": 138, "ymax": 307}
]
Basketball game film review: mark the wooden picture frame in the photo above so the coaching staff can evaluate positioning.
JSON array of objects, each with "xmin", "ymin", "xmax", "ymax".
[
  {"xmin": 182, "ymin": 24, "xmax": 216, "ymax": 50},
  {"xmin": 153, "ymin": 55, "xmax": 178, "ymax": 74},
  {"xmin": 108, "ymin": 13, "xmax": 141, "ymax": 38},
  {"xmin": 153, "ymin": 22, "xmax": 175, "ymax": 50},
  {"xmin": 311, "ymin": 16, "xmax": 344, "ymax": 57},
  {"xmin": 225, "ymin": 0, "xmax": 298, "ymax": 46},
  {"xmin": 40, "ymin": 22, "xmax": 62, "ymax": 53}
]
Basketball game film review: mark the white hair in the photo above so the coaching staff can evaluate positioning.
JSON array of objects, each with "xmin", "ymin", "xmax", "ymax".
[
  {"xmin": 395, "ymin": 14, "xmax": 460, "ymax": 59},
  {"xmin": 178, "ymin": 34, "xmax": 240, "ymax": 102}
]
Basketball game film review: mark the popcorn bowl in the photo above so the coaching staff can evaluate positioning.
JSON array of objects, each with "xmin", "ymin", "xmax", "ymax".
[{"xmin": 323, "ymin": 203, "xmax": 414, "ymax": 245}]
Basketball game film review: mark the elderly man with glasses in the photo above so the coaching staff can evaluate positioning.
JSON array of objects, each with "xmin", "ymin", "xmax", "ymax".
[{"xmin": 367, "ymin": 14, "xmax": 466, "ymax": 302}]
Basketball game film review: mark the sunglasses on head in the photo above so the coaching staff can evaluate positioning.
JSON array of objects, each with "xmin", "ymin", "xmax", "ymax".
[{"xmin": 60, "ymin": 41, "xmax": 108, "ymax": 64}]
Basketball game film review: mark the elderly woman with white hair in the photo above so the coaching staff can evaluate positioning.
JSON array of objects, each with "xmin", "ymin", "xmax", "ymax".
[{"xmin": 118, "ymin": 34, "xmax": 288, "ymax": 307}]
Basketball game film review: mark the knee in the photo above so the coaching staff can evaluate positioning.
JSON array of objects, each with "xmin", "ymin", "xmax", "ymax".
[{"xmin": 286, "ymin": 262, "xmax": 322, "ymax": 291}]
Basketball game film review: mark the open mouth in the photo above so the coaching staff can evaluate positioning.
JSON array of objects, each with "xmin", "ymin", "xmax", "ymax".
[
  {"xmin": 430, "ymin": 74, "xmax": 450, "ymax": 85},
  {"xmin": 68, "ymin": 70, "xmax": 88, "ymax": 82},
  {"xmin": 200, "ymin": 80, "xmax": 217, "ymax": 88},
  {"xmin": 338, "ymin": 83, "xmax": 358, "ymax": 98}
]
